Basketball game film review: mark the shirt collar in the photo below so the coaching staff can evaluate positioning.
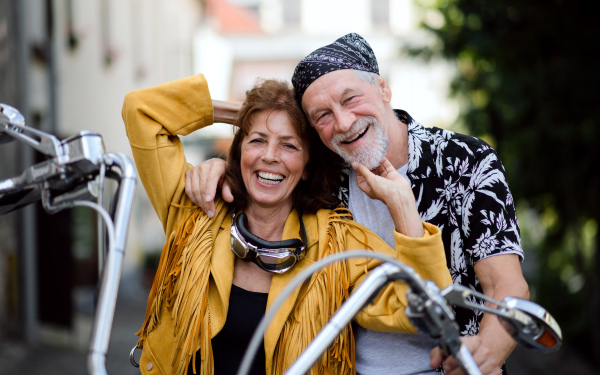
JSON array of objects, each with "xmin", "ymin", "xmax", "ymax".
[{"xmin": 395, "ymin": 109, "xmax": 436, "ymax": 181}]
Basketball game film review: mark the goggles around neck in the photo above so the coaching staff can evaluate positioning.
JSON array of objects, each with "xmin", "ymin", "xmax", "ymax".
[{"xmin": 230, "ymin": 208, "xmax": 307, "ymax": 274}]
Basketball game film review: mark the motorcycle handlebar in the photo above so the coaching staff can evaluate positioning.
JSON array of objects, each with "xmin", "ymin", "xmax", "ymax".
[{"xmin": 1, "ymin": 104, "xmax": 138, "ymax": 375}]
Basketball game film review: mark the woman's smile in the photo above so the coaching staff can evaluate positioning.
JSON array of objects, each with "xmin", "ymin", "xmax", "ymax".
[{"xmin": 256, "ymin": 171, "xmax": 285, "ymax": 185}]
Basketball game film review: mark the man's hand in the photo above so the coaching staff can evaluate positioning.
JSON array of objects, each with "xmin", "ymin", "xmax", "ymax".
[
  {"xmin": 430, "ymin": 254, "xmax": 527, "ymax": 375},
  {"xmin": 430, "ymin": 336, "xmax": 502, "ymax": 375},
  {"xmin": 353, "ymin": 158, "xmax": 411, "ymax": 201},
  {"xmin": 353, "ymin": 158, "xmax": 423, "ymax": 237},
  {"xmin": 185, "ymin": 158, "xmax": 233, "ymax": 217}
]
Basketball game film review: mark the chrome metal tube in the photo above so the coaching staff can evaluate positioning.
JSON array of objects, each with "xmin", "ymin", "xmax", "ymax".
[
  {"xmin": 284, "ymin": 263, "xmax": 404, "ymax": 375},
  {"xmin": 87, "ymin": 153, "xmax": 137, "ymax": 375},
  {"xmin": 455, "ymin": 344, "xmax": 482, "ymax": 375}
]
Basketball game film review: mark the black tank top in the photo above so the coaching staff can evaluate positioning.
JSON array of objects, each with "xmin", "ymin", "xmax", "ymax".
[{"xmin": 188, "ymin": 284, "xmax": 269, "ymax": 375}]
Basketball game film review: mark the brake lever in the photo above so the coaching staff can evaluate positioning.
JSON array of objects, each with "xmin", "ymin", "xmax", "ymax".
[
  {"xmin": 1, "ymin": 104, "xmax": 64, "ymax": 158},
  {"xmin": 1, "ymin": 107, "xmax": 105, "ymax": 214},
  {"xmin": 440, "ymin": 284, "xmax": 511, "ymax": 317},
  {"xmin": 439, "ymin": 284, "xmax": 562, "ymax": 353}
]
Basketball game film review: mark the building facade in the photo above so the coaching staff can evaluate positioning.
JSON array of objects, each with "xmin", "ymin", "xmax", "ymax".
[{"xmin": 0, "ymin": 0, "xmax": 204, "ymax": 349}]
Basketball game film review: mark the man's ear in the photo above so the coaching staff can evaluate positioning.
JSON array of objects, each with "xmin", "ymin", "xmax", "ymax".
[{"xmin": 377, "ymin": 76, "xmax": 392, "ymax": 104}]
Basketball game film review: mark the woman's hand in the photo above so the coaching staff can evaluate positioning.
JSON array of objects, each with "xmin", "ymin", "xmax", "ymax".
[{"xmin": 353, "ymin": 158, "xmax": 424, "ymax": 238}]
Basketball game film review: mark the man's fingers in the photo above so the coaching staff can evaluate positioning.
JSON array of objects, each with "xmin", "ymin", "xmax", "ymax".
[
  {"xmin": 184, "ymin": 159, "xmax": 234, "ymax": 218},
  {"xmin": 429, "ymin": 346, "xmax": 462, "ymax": 374},
  {"xmin": 442, "ymin": 357, "xmax": 461, "ymax": 375},
  {"xmin": 459, "ymin": 338, "xmax": 501, "ymax": 375},
  {"xmin": 353, "ymin": 163, "xmax": 377, "ymax": 196},
  {"xmin": 197, "ymin": 164, "xmax": 221, "ymax": 218},
  {"xmin": 429, "ymin": 347, "xmax": 445, "ymax": 368},
  {"xmin": 355, "ymin": 162, "xmax": 378, "ymax": 183},
  {"xmin": 380, "ymin": 157, "xmax": 396, "ymax": 175},
  {"xmin": 185, "ymin": 168, "xmax": 203, "ymax": 207},
  {"xmin": 443, "ymin": 358, "xmax": 500, "ymax": 375},
  {"xmin": 436, "ymin": 341, "xmax": 501, "ymax": 375},
  {"xmin": 204, "ymin": 200, "xmax": 216, "ymax": 218},
  {"xmin": 353, "ymin": 161, "xmax": 368, "ymax": 175},
  {"xmin": 184, "ymin": 162, "xmax": 221, "ymax": 216},
  {"xmin": 222, "ymin": 182, "xmax": 234, "ymax": 203}
]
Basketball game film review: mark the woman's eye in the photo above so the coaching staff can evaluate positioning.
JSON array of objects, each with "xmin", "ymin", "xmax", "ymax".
[{"xmin": 284, "ymin": 143, "xmax": 298, "ymax": 150}]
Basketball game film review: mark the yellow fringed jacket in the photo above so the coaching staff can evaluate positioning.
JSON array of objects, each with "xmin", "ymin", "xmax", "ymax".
[{"xmin": 122, "ymin": 74, "xmax": 452, "ymax": 375}]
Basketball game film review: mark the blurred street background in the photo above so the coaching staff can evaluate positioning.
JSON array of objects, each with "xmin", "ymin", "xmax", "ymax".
[{"xmin": 0, "ymin": 0, "xmax": 598, "ymax": 374}]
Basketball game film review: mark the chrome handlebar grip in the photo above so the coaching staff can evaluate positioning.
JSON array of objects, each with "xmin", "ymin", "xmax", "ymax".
[{"xmin": 87, "ymin": 153, "xmax": 137, "ymax": 375}]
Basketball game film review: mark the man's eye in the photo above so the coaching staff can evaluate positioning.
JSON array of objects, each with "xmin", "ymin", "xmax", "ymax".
[{"xmin": 344, "ymin": 96, "xmax": 355, "ymax": 104}]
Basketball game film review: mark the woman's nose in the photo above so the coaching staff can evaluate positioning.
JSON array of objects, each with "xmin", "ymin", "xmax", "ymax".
[{"xmin": 261, "ymin": 143, "xmax": 279, "ymax": 162}]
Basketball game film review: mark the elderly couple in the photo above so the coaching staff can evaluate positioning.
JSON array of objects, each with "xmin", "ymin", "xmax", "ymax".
[{"xmin": 123, "ymin": 33, "xmax": 528, "ymax": 375}]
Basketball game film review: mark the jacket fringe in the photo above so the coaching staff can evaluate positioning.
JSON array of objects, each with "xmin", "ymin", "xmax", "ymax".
[
  {"xmin": 136, "ymin": 206, "xmax": 373, "ymax": 375},
  {"xmin": 136, "ymin": 201, "xmax": 223, "ymax": 375},
  {"xmin": 273, "ymin": 208, "xmax": 373, "ymax": 375}
]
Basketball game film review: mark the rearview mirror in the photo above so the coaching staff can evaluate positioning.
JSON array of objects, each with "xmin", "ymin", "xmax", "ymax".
[{"xmin": 498, "ymin": 297, "xmax": 562, "ymax": 353}]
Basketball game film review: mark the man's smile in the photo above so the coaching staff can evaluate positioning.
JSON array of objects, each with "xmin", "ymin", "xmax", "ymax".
[{"xmin": 341, "ymin": 124, "xmax": 370, "ymax": 144}]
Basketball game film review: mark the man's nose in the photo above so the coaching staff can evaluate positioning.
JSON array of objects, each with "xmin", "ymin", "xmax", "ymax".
[{"xmin": 333, "ymin": 109, "xmax": 356, "ymax": 134}]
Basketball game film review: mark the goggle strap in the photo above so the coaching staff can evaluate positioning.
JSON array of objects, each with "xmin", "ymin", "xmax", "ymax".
[{"xmin": 235, "ymin": 210, "xmax": 305, "ymax": 250}]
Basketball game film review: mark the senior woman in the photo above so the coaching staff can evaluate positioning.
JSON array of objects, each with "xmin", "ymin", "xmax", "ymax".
[{"xmin": 122, "ymin": 74, "xmax": 451, "ymax": 375}]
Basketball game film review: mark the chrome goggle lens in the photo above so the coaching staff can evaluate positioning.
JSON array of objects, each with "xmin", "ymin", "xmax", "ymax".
[
  {"xmin": 230, "ymin": 209, "xmax": 306, "ymax": 274},
  {"xmin": 255, "ymin": 249, "xmax": 301, "ymax": 273}
]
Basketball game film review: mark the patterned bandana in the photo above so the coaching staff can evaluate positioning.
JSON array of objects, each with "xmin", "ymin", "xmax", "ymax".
[{"xmin": 292, "ymin": 33, "xmax": 379, "ymax": 103}]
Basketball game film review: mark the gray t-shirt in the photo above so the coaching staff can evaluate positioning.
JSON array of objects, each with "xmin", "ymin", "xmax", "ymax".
[{"xmin": 348, "ymin": 165, "xmax": 436, "ymax": 375}]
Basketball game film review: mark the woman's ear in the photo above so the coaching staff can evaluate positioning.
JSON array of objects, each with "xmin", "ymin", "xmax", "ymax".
[{"xmin": 302, "ymin": 168, "xmax": 310, "ymax": 181}]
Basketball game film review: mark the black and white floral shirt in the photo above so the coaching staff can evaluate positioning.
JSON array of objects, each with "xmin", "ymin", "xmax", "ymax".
[{"xmin": 340, "ymin": 109, "xmax": 524, "ymax": 344}]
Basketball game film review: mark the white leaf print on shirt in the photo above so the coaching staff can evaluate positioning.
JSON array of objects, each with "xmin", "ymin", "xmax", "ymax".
[
  {"xmin": 462, "ymin": 153, "xmax": 506, "ymax": 236},
  {"xmin": 451, "ymin": 229, "xmax": 467, "ymax": 284},
  {"xmin": 469, "ymin": 228, "xmax": 500, "ymax": 258}
]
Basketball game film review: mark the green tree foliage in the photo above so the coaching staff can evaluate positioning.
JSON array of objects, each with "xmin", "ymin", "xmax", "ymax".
[{"xmin": 410, "ymin": 0, "xmax": 600, "ymax": 363}]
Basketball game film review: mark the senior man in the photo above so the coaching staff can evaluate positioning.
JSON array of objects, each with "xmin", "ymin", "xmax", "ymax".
[{"xmin": 185, "ymin": 33, "xmax": 529, "ymax": 375}]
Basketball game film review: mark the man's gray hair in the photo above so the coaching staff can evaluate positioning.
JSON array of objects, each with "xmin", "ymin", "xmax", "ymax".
[
  {"xmin": 353, "ymin": 69, "xmax": 393, "ymax": 111},
  {"xmin": 353, "ymin": 69, "xmax": 378, "ymax": 85}
]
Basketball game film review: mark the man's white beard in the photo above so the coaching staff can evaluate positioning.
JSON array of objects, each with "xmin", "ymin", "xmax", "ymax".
[{"xmin": 332, "ymin": 116, "xmax": 389, "ymax": 170}]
